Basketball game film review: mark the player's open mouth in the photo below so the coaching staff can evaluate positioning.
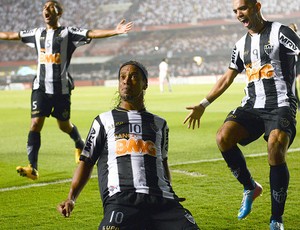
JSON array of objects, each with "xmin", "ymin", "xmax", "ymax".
[
  {"xmin": 44, "ymin": 12, "xmax": 50, "ymax": 19},
  {"xmin": 240, "ymin": 18, "xmax": 250, "ymax": 27}
]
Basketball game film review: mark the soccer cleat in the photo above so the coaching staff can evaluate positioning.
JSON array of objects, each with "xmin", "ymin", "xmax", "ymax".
[
  {"xmin": 16, "ymin": 164, "xmax": 39, "ymax": 180},
  {"xmin": 270, "ymin": 220, "xmax": 284, "ymax": 230},
  {"xmin": 75, "ymin": 139, "xmax": 85, "ymax": 164},
  {"xmin": 75, "ymin": 148, "xmax": 82, "ymax": 164},
  {"xmin": 238, "ymin": 181, "xmax": 263, "ymax": 220}
]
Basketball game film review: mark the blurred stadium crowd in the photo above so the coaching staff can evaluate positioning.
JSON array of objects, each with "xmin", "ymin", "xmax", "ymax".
[{"xmin": 1, "ymin": 0, "xmax": 300, "ymax": 84}]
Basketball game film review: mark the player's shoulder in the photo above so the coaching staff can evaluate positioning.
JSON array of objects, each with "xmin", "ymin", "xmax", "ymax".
[{"xmin": 144, "ymin": 110, "xmax": 167, "ymax": 126}]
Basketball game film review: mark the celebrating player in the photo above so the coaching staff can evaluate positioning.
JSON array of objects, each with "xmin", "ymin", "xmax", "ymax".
[
  {"xmin": 0, "ymin": 0, "xmax": 133, "ymax": 180},
  {"xmin": 57, "ymin": 61, "xmax": 200, "ymax": 230},
  {"xmin": 184, "ymin": 0, "xmax": 299, "ymax": 229}
]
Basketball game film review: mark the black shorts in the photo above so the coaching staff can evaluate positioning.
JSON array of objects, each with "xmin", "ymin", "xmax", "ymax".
[
  {"xmin": 99, "ymin": 192, "xmax": 200, "ymax": 230},
  {"xmin": 31, "ymin": 89, "xmax": 71, "ymax": 121},
  {"xmin": 224, "ymin": 106, "xmax": 296, "ymax": 146}
]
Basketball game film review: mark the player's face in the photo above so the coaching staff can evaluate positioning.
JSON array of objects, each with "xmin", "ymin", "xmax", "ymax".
[
  {"xmin": 232, "ymin": 0, "xmax": 261, "ymax": 33},
  {"xmin": 119, "ymin": 65, "xmax": 146, "ymax": 102},
  {"xmin": 42, "ymin": 2, "xmax": 60, "ymax": 26}
]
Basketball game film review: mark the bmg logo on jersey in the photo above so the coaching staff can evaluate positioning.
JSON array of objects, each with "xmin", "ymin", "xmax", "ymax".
[
  {"xmin": 39, "ymin": 52, "xmax": 61, "ymax": 64},
  {"xmin": 115, "ymin": 138, "xmax": 156, "ymax": 157}
]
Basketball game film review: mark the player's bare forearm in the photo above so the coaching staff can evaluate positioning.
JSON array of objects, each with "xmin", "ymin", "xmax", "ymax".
[
  {"xmin": 0, "ymin": 32, "xmax": 20, "ymax": 40},
  {"xmin": 205, "ymin": 68, "xmax": 238, "ymax": 102},
  {"xmin": 68, "ymin": 161, "xmax": 94, "ymax": 201},
  {"xmin": 58, "ymin": 161, "xmax": 94, "ymax": 217},
  {"xmin": 87, "ymin": 19, "xmax": 133, "ymax": 39}
]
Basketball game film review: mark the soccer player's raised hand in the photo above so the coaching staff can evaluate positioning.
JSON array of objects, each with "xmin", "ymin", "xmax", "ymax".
[
  {"xmin": 183, "ymin": 104, "xmax": 205, "ymax": 129},
  {"xmin": 116, "ymin": 19, "xmax": 133, "ymax": 34}
]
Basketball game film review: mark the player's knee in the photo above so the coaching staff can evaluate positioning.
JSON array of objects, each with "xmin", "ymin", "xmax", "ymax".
[{"xmin": 216, "ymin": 128, "xmax": 231, "ymax": 151}]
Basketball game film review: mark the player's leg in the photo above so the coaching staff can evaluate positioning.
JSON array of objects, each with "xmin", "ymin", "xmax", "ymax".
[
  {"xmin": 57, "ymin": 119, "xmax": 84, "ymax": 163},
  {"xmin": 217, "ymin": 121, "xmax": 256, "ymax": 191},
  {"xmin": 98, "ymin": 203, "xmax": 147, "ymax": 230},
  {"xmin": 268, "ymin": 129, "xmax": 289, "ymax": 228},
  {"xmin": 217, "ymin": 107, "xmax": 264, "ymax": 219},
  {"xmin": 148, "ymin": 202, "xmax": 200, "ymax": 230},
  {"xmin": 159, "ymin": 74, "xmax": 164, "ymax": 92},
  {"xmin": 52, "ymin": 94, "xmax": 84, "ymax": 163},
  {"xmin": 16, "ymin": 90, "xmax": 50, "ymax": 180},
  {"xmin": 166, "ymin": 75, "xmax": 172, "ymax": 92},
  {"xmin": 264, "ymin": 107, "xmax": 296, "ymax": 228}
]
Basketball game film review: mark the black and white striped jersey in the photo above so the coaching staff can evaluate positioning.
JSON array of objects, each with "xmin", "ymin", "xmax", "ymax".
[
  {"xmin": 229, "ymin": 21, "xmax": 300, "ymax": 110},
  {"xmin": 20, "ymin": 27, "xmax": 90, "ymax": 94},
  {"xmin": 81, "ymin": 107, "xmax": 176, "ymax": 202}
]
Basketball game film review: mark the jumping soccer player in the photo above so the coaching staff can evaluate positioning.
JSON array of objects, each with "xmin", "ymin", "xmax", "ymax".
[
  {"xmin": 184, "ymin": 0, "xmax": 299, "ymax": 229},
  {"xmin": 58, "ymin": 61, "xmax": 200, "ymax": 230},
  {"xmin": 0, "ymin": 0, "xmax": 133, "ymax": 180}
]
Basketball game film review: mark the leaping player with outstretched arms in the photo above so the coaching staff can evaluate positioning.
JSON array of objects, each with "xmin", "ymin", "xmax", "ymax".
[
  {"xmin": 0, "ymin": 0, "xmax": 133, "ymax": 180},
  {"xmin": 183, "ymin": 0, "xmax": 299, "ymax": 229}
]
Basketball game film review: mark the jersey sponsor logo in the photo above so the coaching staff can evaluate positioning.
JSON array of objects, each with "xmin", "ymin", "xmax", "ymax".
[
  {"xmin": 21, "ymin": 29, "xmax": 35, "ymax": 36},
  {"xmin": 84, "ymin": 128, "xmax": 96, "ymax": 152},
  {"xmin": 69, "ymin": 27, "xmax": 85, "ymax": 35},
  {"xmin": 279, "ymin": 32, "xmax": 298, "ymax": 52},
  {"xmin": 231, "ymin": 46, "xmax": 238, "ymax": 64},
  {"xmin": 115, "ymin": 138, "xmax": 156, "ymax": 157},
  {"xmin": 245, "ymin": 63, "xmax": 274, "ymax": 82},
  {"xmin": 101, "ymin": 226, "xmax": 120, "ymax": 230},
  {"xmin": 39, "ymin": 52, "xmax": 61, "ymax": 64}
]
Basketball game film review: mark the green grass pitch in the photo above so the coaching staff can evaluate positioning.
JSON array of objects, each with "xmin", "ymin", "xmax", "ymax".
[{"xmin": 0, "ymin": 83, "xmax": 299, "ymax": 229}]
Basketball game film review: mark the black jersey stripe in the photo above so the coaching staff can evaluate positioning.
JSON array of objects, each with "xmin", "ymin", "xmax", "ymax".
[
  {"xmin": 243, "ymin": 33, "xmax": 252, "ymax": 67},
  {"xmin": 39, "ymin": 29, "xmax": 47, "ymax": 92},
  {"xmin": 53, "ymin": 28, "xmax": 63, "ymax": 94},
  {"xmin": 259, "ymin": 26, "xmax": 278, "ymax": 107},
  {"xmin": 260, "ymin": 23, "xmax": 272, "ymax": 65},
  {"xmin": 111, "ymin": 109, "xmax": 134, "ymax": 190},
  {"xmin": 142, "ymin": 112, "xmax": 162, "ymax": 196}
]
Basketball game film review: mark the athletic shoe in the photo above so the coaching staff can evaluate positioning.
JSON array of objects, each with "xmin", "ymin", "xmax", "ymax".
[
  {"xmin": 75, "ymin": 139, "xmax": 85, "ymax": 164},
  {"xmin": 238, "ymin": 181, "xmax": 263, "ymax": 220},
  {"xmin": 16, "ymin": 164, "xmax": 39, "ymax": 180},
  {"xmin": 270, "ymin": 220, "xmax": 284, "ymax": 230},
  {"xmin": 75, "ymin": 148, "xmax": 82, "ymax": 164}
]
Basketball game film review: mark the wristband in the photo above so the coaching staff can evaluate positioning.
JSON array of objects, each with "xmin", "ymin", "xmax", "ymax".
[{"xmin": 199, "ymin": 98, "xmax": 210, "ymax": 108}]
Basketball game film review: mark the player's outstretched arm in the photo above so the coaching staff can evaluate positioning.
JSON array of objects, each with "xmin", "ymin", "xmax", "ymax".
[
  {"xmin": 87, "ymin": 19, "xmax": 133, "ymax": 39},
  {"xmin": 57, "ymin": 161, "xmax": 94, "ymax": 217},
  {"xmin": 0, "ymin": 32, "xmax": 20, "ymax": 40},
  {"xmin": 183, "ymin": 68, "xmax": 239, "ymax": 129}
]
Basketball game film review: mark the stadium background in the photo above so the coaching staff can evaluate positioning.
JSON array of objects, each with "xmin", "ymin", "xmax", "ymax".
[{"xmin": 1, "ymin": 0, "xmax": 300, "ymax": 89}]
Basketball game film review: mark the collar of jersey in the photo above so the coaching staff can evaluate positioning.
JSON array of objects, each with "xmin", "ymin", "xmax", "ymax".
[{"xmin": 115, "ymin": 106, "xmax": 146, "ymax": 113}]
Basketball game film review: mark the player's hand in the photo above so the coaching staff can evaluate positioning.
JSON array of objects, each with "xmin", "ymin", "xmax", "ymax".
[
  {"xmin": 183, "ymin": 104, "xmax": 205, "ymax": 129},
  {"xmin": 116, "ymin": 19, "xmax": 133, "ymax": 34},
  {"xmin": 57, "ymin": 199, "xmax": 75, "ymax": 218}
]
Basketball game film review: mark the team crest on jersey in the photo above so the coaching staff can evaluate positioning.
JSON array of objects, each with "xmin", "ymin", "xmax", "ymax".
[{"xmin": 264, "ymin": 43, "xmax": 274, "ymax": 55}]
